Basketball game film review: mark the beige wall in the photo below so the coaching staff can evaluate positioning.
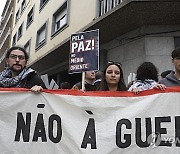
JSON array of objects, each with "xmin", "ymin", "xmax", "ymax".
[
  {"xmin": 12, "ymin": 0, "xmax": 97, "ymax": 65},
  {"xmin": 101, "ymin": 26, "xmax": 180, "ymax": 84}
]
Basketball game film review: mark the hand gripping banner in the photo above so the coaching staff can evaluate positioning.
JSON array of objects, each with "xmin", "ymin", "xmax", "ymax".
[{"xmin": 0, "ymin": 87, "xmax": 180, "ymax": 154}]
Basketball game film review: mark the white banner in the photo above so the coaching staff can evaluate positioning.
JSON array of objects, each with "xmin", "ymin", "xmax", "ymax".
[{"xmin": 0, "ymin": 87, "xmax": 180, "ymax": 154}]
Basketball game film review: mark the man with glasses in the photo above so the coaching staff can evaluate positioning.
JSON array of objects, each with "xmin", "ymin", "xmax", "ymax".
[
  {"xmin": 0, "ymin": 46, "xmax": 46, "ymax": 92},
  {"xmin": 159, "ymin": 47, "xmax": 180, "ymax": 86}
]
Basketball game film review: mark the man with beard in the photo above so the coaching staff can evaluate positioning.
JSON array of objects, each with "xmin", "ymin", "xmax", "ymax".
[
  {"xmin": 0, "ymin": 46, "xmax": 46, "ymax": 92},
  {"xmin": 159, "ymin": 47, "xmax": 180, "ymax": 86}
]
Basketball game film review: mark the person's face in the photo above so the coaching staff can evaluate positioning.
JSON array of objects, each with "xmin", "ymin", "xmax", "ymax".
[
  {"xmin": 6, "ymin": 50, "xmax": 27, "ymax": 73},
  {"xmin": 172, "ymin": 57, "xmax": 180, "ymax": 72},
  {"xmin": 85, "ymin": 71, "xmax": 95, "ymax": 80},
  {"xmin": 105, "ymin": 64, "xmax": 121, "ymax": 85}
]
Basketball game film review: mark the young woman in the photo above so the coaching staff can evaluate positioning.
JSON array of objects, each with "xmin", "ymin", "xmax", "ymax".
[
  {"xmin": 99, "ymin": 61, "xmax": 127, "ymax": 91},
  {"xmin": 128, "ymin": 62, "xmax": 166, "ymax": 94}
]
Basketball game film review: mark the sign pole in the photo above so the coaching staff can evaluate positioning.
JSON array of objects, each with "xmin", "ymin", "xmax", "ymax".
[
  {"xmin": 69, "ymin": 29, "xmax": 99, "ymax": 91},
  {"xmin": 81, "ymin": 72, "xmax": 85, "ymax": 91}
]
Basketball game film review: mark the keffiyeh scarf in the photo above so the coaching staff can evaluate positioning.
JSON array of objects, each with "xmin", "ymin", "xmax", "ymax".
[
  {"xmin": 128, "ymin": 79, "xmax": 157, "ymax": 91},
  {"xmin": 0, "ymin": 68, "xmax": 35, "ymax": 87}
]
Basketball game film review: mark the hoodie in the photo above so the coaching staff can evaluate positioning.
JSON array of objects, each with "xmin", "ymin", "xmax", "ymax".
[{"xmin": 159, "ymin": 72, "xmax": 180, "ymax": 87}]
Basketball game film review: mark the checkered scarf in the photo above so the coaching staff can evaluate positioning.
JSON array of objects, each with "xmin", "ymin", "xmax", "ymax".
[{"xmin": 0, "ymin": 67, "xmax": 35, "ymax": 87}]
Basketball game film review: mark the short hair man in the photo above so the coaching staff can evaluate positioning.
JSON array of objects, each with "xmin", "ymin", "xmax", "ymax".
[
  {"xmin": 72, "ymin": 71, "xmax": 97, "ymax": 91},
  {"xmin": 159, "ymin": 47, "xmax": 180, "ymax": 86},
  {"xmin": 0, "ymin": 46, "xmax": 46, "ymax": 92}
]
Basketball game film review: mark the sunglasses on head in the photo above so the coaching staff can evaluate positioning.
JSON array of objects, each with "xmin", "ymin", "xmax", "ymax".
[{"xmin": 108, "ymin": 61, "xmax": 122, "ymax": 66}]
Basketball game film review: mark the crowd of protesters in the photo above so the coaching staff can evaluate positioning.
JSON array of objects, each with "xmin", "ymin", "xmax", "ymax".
[
  {"xmin": 0, "ymin": 46, "xmax": 179, "ymax": 93},
  {"xmin": 70, "ymin": 47, "xmax": 180, "ymax": 93}
]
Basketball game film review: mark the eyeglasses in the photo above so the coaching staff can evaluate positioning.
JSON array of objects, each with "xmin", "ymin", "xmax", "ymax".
[
  {"xmin": 174, "ymin": 57, "xmax": 180, "ymax": 60},
  {"xmin": 9, "ymin": 54, "xmax": 26, "ymax": 60},
  {"xmin": 108, "ymin": 61, "xmax": 122, "ymax": 66}
]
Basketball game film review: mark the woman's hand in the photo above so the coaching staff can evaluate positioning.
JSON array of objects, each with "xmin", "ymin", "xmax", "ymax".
[
  {"xmin": 131, "ymin": 87, "xmax": 141, "ymax": 94},
  {"xmin": 153, "ymin": 84, "xmax": 166, "ymax": 91}
]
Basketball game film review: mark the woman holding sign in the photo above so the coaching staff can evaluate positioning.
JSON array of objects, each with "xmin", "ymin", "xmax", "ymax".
[{"xmin": 98, "ymin": 61, "xmax": 127, "ymax": 91}]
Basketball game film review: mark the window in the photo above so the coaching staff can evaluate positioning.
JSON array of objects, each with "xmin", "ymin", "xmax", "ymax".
[
  {"xmin": 174, "ymin": 37, "xmax": 180, "ymax": 48},
  {"xmin": 51, "ymin": 1, "xmax": 68, "ymax": 37},
  {"xmin": 24, "ymin": 39, "xmax": 31, "ymax": 56},
  {"xmin": 26, "ymin": 7, "xmax": 34, "ymax": 28},
  {"xmin": 55, "ymin": 12, "xmax": 67, "ymax": 31},
  {"xmin": 15, "ymin": 9, "xmax": 20, "ymax": 23},
  {"xmin": 18, "ymin": 23, "xmax": 23, "ymax": 40},
  {"xmin": 21, "ymin": 0, "xmax": 26, "ymax": 13},
  {"xmin": 12, "ymin": 33, "xmax": 17, "ymax": 45},
  {"xmin": 99, "ymin": 0, "xmax": 122, "ymax": 16},
  {"xmin": 40, "ymin": 0, "xmax": 49, "ymax": 10},
  {"xmin": 36, "ymin": 22, "xmax": 48, "ymax": 49}
]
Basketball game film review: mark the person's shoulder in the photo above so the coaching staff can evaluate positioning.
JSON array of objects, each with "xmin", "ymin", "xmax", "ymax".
[
  {"xmin": 0, "ymin": 83, "xmax": 3, "ymax": 87},
  {"xmin": 159, "ymin": 72, "xmax": 173, "ymax": 83},
  {"xmin": 75, "ymin": 81, "xmax": 82, "ymax": 87},
  {"xmin": 146, "ymin": 79, "xmax": 157, "ymax": 84},
  {"xmin": 24, "ymin": 69, "xmax": 46, "ymax": 88},
  {"xmin": 72, "ymin": 82, "xmax": 82, "ymax": 90},
  {"xmin": 159, "ymin": 72, "xmax": 176, "ymax": 87},
  {"xmin": 132, "ymin": 80, "xmax": 143, "ymax": 86},
  {"xmin": 159, "ymin": 78, "xmax": 167, "ymax": 84},
  {"xmin": 27, "ymin": 71, "xmax": 40, "ymax": 79}
]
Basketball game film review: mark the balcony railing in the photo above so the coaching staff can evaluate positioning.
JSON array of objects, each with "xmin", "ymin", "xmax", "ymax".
[
  {"xmin": 0, "ymin": 49, "xmax": 8, "ymax": 64},
  {"xmin": 0, "ymin": 27, "xmax": 10, "ymax": 49},
  {"xmin": 0, "ymin": 8, "xmax": 13, "ymax": 38},
  {"xmin": 99, "ymin": 0, "xmax": 123, "ymax": 16}
]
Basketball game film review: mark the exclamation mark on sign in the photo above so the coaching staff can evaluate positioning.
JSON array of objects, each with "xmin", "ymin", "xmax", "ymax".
[{"xmin": 92, "ymin": 40, "xmax": 95, "ymax": 50}]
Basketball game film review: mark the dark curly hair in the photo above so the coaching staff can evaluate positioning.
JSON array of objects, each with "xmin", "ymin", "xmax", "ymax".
[
  {"xmin": 99, "ymin": 62, "xmax": 127, "ymax": 91},
  {"xmin": 136, "ymin": 62, "xmax": 158, "ymax": 82},
  {"xmin": 6, "ymin": 46, "xmax": 29, "ymax": 60}
]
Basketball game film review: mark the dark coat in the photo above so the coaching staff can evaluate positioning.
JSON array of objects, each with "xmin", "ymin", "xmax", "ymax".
[
  {"xmin": 72, "ymin": 81, "xmax": 96, "ymax": 91},
  {"xmin": 0, "ymin": 72, "xmax": 46, "ymax": 89}
]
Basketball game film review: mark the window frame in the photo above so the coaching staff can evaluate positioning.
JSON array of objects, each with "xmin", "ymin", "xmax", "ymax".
[
  {"xmin": 17, "ymin": 23, "xmax": 23, "ymax": 40},
  {"xmin": 35, "ymin": 21, "xmax": 48, "ymax": 50},
  {"xmin": 174, "ymin": 37, "xmax": 180, "ymax": 48},
  {"xmin": 39, "ymin": 0, "xmax": 49, "ymax": 11},
  {"xmin": 24, "ymin": 39, "xmax": 31, "ymax": 56},
  {"xmin": 12, "ymin": 33, "xmax": 17, "ymax": 46},
  {"xmin": 26, "ymin": 6, "xmax": 34, "ymax": 28},
  {"xmin": 15, "ymin": 9, "xmax": 20, "ymax": 23},
  {"xmin": 51, "ymin": 1, "xmax": 68, "ymax": 38},
  {"xmin": 21, "ymin": 0, "xmax": 26, "ymax": 14}
]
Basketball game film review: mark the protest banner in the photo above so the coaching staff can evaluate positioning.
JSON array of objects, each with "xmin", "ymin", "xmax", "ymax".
[
  {"xmin": 0, "ymin": 87, "xmax": 180, "ymax": 154},
  {"xmin": 68, "ymin": 29, "xmax": 99, "ymax": 74}
]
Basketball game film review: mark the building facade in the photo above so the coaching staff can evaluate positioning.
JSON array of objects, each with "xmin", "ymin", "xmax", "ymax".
[
  {"xmin": 1, "ymin": 0, "xmax": 180, "ymax": 86},
  {"xmin": 0, "ymin": 0, "xmax": 15, "ymax": 71}
]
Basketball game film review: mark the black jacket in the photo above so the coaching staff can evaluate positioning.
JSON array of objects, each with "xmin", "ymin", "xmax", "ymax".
[
  {"xmin": 0, "ymin": 72, "xmax": 46, "ymax": 89},
  {"xmin": 73, "ymin": 81, "xmax": 96, "ymax": 91}
]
